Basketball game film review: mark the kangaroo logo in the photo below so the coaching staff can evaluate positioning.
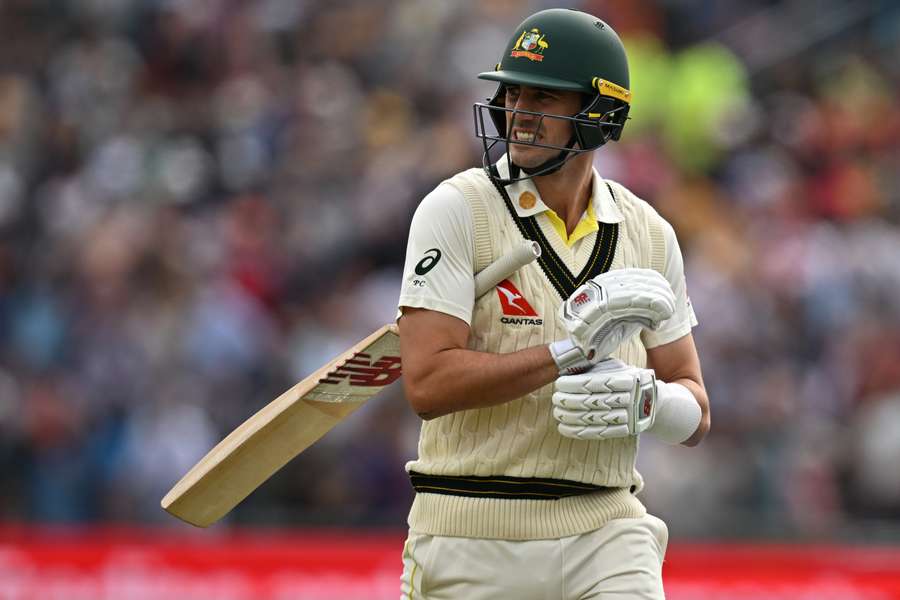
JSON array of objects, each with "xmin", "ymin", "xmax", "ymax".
[{"xmin": 495, "ymin": 280, "xmax": 539, "ymax": 317}]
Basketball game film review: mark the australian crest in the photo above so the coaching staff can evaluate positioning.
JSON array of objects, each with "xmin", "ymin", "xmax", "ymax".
[{"xmin": 510, "ymin": 28, "xmax": 549, "ymax": 62}]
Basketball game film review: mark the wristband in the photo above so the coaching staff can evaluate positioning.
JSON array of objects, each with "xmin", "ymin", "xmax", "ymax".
[
  {"xmin": 649, "ymin": 381, "xmax": 702, "ymax": 444},
  {"xmin": 548, "ymin": 339, "xmax": 592, "ymax": 375}
]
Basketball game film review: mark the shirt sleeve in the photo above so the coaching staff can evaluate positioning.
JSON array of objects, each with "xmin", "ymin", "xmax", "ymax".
[
  {"xmin": 397, "ymin": 183, "xmax": 475, "ymax": 324},
  {"xmin": 641, "ymin": 219, "xmax": 698, "ymax": 348}
]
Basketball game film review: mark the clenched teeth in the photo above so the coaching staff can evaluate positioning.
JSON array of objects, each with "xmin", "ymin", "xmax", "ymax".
[{"xmin": 514, "ymin": 131, "xmax": 535, "ymax": 142}]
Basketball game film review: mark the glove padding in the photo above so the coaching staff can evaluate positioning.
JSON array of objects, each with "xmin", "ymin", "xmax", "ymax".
[
  {"xmin": 560, "ymin": 268, "xmax": 675, "ymax": 361},
  {"xmin": 552, "ymin": 359, "xmax": 657, "ymax": 440}
]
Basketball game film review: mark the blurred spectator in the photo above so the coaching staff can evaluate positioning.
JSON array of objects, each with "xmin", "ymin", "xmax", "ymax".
[{"xmin": 0, "ymin": 0, "xmax": 898, "ymax": 541}]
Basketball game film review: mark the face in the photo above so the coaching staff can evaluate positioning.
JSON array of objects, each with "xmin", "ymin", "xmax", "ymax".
[{"xmin": 503, "ymin": 85, "xmax": 584, "ymax": 169}]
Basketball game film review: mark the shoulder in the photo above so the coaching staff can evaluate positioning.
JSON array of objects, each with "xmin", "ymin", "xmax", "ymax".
[
  {"xmin": 418, "ymin": 167, "xmax": 492, "ymax": 210},
  {"xmin": 441, "ymin": 166, "xmax": 492, "ymax": 189},
  {"xmin": 414, "ymin": 180, "xmax": 471, "ymax": 223},
  {"xmin": 408, "ymin": 179, "xmax": 476, "ymax": 255},
  {"xmin": 602, "ymin": 179, "xmax": 677, "ymax": 272},
  {"xmin": 414, "ymin": 165, "xmax": 503, "ymax": 229}
]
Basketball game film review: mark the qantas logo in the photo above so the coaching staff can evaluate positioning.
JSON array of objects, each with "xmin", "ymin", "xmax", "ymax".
[
  {"xmin": 496, "ymin": 279, "xmax": 542, "ymax": 325},
  {"xmin": 496, "ymin": 280, "xmax": 538, "ymax": 316},
  {"xmin": 319, "ymin": 353, "xmax": 402, "ymax": 387}
]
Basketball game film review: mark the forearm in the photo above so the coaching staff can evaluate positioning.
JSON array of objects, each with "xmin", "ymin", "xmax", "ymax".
[
  {"xmin": 646, "ymin": 334, "xmax": 710, "ymax": 446},
  {"xmin": 405, "ymin": 345, "xmax": 558, "ymax": 420}
]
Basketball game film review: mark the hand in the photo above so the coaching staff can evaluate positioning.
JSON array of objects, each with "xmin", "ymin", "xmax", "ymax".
[
  {"xmin": 559, "ymin": 268, "xmax": 675, "ymax": 361},
  {"xmin": 552, "ymin": 359, "xmax": 657, "ymax": 440}
]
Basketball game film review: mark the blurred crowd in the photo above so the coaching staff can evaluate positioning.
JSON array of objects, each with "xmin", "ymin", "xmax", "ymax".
[{"xmin": 0, "ymin": 0, "xmax": 898, "ymax": 539}]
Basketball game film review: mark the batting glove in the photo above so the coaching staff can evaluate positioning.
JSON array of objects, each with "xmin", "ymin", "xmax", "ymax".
[
  {"xmin": 552, "ymin": 359, "xmax": 657, "ymax": 440},
  {"xmin": 559, "ymin": 268, "xmax": 676, "ymax": 362}
]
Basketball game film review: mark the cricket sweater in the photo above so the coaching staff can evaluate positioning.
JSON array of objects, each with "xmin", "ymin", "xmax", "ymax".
[{"xmin": 406, "ymin": 165, "xmax": 669, "ymax": 540}]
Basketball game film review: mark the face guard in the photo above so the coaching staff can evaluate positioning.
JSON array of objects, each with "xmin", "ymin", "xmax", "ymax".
[
  {"xmin": 473, "ymin": 83, "xmax": 629, "ymax": 186},
  {"xmin": 474, "ymin": 9, "xmax": 633, "ymax": 186}
]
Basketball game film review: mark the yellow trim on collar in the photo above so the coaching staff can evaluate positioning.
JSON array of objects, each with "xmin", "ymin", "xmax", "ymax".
[{"xmin": 543, "ymin": 197, "xmax": 599, "ymax": 247}]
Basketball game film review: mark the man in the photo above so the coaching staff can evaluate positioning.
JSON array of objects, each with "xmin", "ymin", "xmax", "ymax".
[{"xmin": 396, "ymin": 8, "xmax": 709, "ymax": 599}]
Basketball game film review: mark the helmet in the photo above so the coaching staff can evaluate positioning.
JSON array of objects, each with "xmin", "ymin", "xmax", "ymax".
[{"xmin": 474, "ymin": 9, "xmax": 632, "ymax": 184}]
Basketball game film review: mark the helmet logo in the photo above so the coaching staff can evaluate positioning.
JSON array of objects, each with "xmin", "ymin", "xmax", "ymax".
[{"xmin": 510, "ymin": 28, "xmax": 549, "ymax": 62}]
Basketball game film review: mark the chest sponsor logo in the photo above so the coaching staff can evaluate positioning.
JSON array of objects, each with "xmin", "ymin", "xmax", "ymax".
[{"xmin": 496, "ymin": 279, "xmax": 542, "ymax": 325}]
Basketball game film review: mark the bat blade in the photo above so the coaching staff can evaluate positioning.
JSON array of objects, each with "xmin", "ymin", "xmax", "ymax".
[
  {"xmin": 161, "ymin": 324, "xmax": 400, "ymax": 527},
  {"xmin": 161, "ymin": 240, "xmax": 541, "ymax": 527}
]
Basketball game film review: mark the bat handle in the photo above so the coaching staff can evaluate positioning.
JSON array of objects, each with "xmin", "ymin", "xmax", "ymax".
[{"xmin": 473, "ymin": 240, "xmax": 541, "ymax": 299}]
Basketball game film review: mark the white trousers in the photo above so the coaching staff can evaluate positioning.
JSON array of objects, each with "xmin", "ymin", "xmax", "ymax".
[{"xmin": 400, "ymin": 513, "xmax": 668, "ymax": 600}]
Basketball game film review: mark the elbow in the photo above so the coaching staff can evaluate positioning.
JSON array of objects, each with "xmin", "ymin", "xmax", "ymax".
[{"xmin": 403, "ymin": 378, "xmax": 442, "ymax": 421}]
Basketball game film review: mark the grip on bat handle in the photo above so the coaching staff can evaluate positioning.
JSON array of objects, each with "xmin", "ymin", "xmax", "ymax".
[{"xmin": 473, "ymin": 240, "xmax": 541, "ymax": 298}]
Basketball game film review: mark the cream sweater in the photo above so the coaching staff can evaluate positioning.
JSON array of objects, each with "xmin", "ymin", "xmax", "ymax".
[{"xmin": 406, "ymin": 167, "xmax": 669, "ymax": 540}]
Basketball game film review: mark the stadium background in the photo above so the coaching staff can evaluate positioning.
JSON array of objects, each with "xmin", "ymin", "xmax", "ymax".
[{"xmin": 0, "ymin": 0, "xmax": 898, "ymax": 598}]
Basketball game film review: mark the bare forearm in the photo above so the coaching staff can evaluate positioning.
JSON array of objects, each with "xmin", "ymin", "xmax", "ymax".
[
  {"xmin": 406, "ymin": 345, "xmax": 558, "ymax": 420},
  {"xmin": 646, "ymin": 335, "xmax": 710, "ymax": 447}
]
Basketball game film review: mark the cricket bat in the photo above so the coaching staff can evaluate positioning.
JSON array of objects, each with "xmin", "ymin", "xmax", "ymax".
[{"xmin": 161, "ymin": 240, "xmax": 541, "ymax": 527}]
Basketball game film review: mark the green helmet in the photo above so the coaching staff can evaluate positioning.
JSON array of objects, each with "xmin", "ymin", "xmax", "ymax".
[{"xmin": 474, "ymin": 9, "xmax": 632, "ymax": 182}]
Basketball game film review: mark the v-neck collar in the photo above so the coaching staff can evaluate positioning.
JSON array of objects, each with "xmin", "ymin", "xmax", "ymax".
[
  {"xmin": 494, "ymin": 155, "xmax": 624, "ymax": 224},
  {"xmin": 486, "ymin": 160, "xmax": 620, "ymax": 300}
]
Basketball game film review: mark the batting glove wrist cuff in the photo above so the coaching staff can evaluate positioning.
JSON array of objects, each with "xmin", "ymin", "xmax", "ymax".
[
  {"xmin": 648, "ymin": 381, "xmax": 702, "ymax": 444},
  {"xmin": 549, "ymin": 340, "xmax": 592, "ymax": 375}
]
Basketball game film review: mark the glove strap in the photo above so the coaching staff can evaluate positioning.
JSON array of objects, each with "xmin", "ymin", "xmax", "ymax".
[{"xmin": 548, "ymin": 340, "xmax": 592, "ymax": 375}]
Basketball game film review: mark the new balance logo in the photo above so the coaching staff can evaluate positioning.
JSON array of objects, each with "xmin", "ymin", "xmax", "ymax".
[
  {"xmin": 496, "ymin": 280, "xmax": 542, "ymax": 325},
  {"xmin": 319, "ymin": 354, "xmax": 402, "ymax": 387}
]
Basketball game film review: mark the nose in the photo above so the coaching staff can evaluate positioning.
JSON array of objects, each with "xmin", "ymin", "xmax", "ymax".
[
  {"xmin": 509, "ymin": 98, "xmax": 538, "ymax": 130},
  {"xmin": 510, "ymin": 92, "xmax": 538, "ymax": 115}
]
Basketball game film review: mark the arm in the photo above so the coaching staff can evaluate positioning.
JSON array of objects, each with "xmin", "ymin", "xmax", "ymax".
[
  {"xmin": 396, "ymin": 184, "xmax": 558, "ymax": 420},
  {"xmin": 643, "ymin": 217, "xmax": 708, "ymax": 445},
  {"xmin": 398, "ymin": 307, "xmax": 558, "ymax": 420},
  {"xmin": 646, "ymin": 333, "xmax": 710, "ymax": 446}
]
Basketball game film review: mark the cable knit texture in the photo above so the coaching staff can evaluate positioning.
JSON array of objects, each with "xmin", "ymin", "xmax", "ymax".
[{"xmin": 406, "ymin": 168, "xmax": 669, "ymax": 540}]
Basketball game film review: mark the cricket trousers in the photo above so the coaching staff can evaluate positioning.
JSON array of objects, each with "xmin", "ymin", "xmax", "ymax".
[{"xmin": 399, "ymin": 513, "xmax": 668, "ymax": 599}]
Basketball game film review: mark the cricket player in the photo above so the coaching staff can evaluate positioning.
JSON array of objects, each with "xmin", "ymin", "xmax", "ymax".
[{"xmin": 396, "ymin": 9, "xmax": 710, "ymax": 599}]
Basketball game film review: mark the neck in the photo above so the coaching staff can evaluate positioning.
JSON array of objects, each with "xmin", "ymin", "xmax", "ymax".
[{"xmin": 532, "ymin": 152, "xmax": 594, "ymax": 235}]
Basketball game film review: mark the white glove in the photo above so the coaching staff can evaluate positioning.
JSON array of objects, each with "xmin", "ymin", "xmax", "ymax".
[
  {"xmin": 548, "ymin": 338, "xmax": 592, "ymax": 375},
  {"xmin": 559, "ymin": 269, "xmax": 676, "ymax": 361},
  {"xmin": 551, "ymin": 359, "xmax": 657, "ymax": 440}
]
